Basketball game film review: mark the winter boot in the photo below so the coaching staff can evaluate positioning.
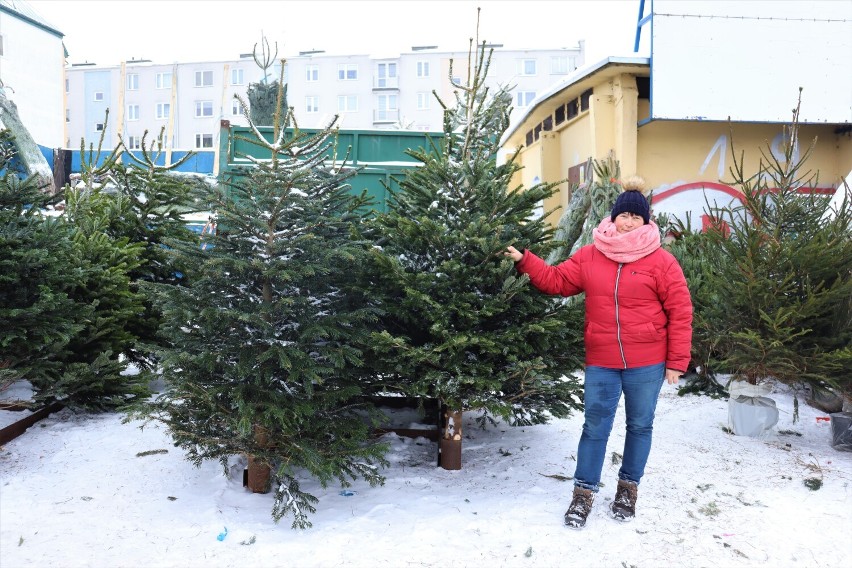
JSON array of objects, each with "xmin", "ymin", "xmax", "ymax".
[
  {"xmin": 564, "ymin": 486, "xmax": 594, "ymax": 529},
  {"xmin": 610, "ymin": 479, "xmax": 638, "ymax": 522}
]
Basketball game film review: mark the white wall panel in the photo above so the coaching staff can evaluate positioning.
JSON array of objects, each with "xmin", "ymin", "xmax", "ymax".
[{"xmin": 650, "ymin": 0, "xmax": 852, "ymax": 123}]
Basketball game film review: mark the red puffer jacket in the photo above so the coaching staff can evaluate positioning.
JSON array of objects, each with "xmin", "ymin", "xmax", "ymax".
[{"xmin": 516, "ymin": 245, "xmax": 693, "ymax": 371}]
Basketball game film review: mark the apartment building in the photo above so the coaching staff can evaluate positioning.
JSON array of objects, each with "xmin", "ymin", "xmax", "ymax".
[
  {"xmin": 285, "ymin": 43, "xmax": 584, "ymax": 132},
  {"xmin": 65, "ymin": 56, "xmax": 265, "ymax": 153},
  {"xmin": 65, "ymin": 43, "xmax": 584, "ymax": 154}
]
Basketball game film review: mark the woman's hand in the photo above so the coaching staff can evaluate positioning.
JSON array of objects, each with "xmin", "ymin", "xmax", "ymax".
[
  {"xmin": 505, "ymin": 245, "xmax": 523, "ymax": 262},
  {"xmin": 665, "ymin": 368, "xmax": 682, "ymax": 385}
]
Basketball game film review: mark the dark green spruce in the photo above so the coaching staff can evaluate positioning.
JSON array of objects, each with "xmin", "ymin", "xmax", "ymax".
[
  {"xmin": 0, "ymin": 129, "xmax": 149, "ymax": 410},
  {"xmin": 365, "ymin": 40, "xmax": 585, "ymax": 451},
  {"xmin": 673, "ymin": 93, "xmax": 851, "ymax": 399},
  {"xmin": 137, "ymin": 85, "xmax": 387, "ymax": 529}
]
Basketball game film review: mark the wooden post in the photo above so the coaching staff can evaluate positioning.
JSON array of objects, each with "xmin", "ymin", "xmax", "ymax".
[
  {"xmin": 439, "ymin": 408, "xmax": 463, "ymax": 470},
  {"xmin": 52, "ymin": 148, "xmax": 68, "ymax": 193},
  {"xmin": 245, "ymin": 424, "xmax": 271, "ymax": 493}
]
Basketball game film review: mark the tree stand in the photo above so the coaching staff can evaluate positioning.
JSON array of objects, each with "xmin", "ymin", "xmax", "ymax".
[
  {"xmin": 245, "ymin": 425, "xmax": 271, "ymax": 493},
  {"xmin": 439, "ymin": 409, "xmax": 463, "ymax": 470}
]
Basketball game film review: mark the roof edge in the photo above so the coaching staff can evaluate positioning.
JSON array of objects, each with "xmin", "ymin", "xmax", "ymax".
[{"xmin": 502, "ymin": 55, "xmax": 650, "ymax": 145}]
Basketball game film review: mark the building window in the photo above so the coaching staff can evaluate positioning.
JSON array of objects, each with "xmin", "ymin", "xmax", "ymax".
[
  {"xmin": 580, "ymin": 89, "xmax": 593, "ymax": 111},
  {"xmin": 376, "ymin": 62, "xmax": 397, "ymax": 87},
  {"xmin": 376, "ymin": 94, "xmax": 398, "ymax": 121},
  {"xmin": 94, "ymin": 91, "xmax": 104, "ymax": 102},
  {"xmin": 65, "ymin": 109, "xmax": 70, "ymax": 122},
  {"xmin": 306, "ymin": 96, "xmax": 319, "ymax": 114},
  {"xmin": 127, "ymin": 104, "xmax": 140, "ymax": 121},
  {"xmin": 195, "ymin": 70, "xmax": 213, "ymax": 87},
  {"xmin": 65, "ymin": 78, "xmax": 70, "ymax": 93},
  {"xmin": 555, "ymin": 104, "xmax": 566, "ymax": 125},
  {"xmin": 306, "ymin": 65, "xmax": 319, "ymax": 82},
  {"xmin": 337, "ymin": 95, "xmax": 358, "ymax": 112},
  {"xmin": 416, "ymin": 61, "xmax": 430, "ymax": 78},
  {"xmin": 156, "ymin": 102, "xmax": 170, "ymax": 119},
  {"xmin": 95, "ymin": 122, "xmax": 105, "ymax": 131},
  {"xmin": 567, "ymin": 99, "xmax": 579, "ymax": 120},
  {"xmin": 231, "ymin": 99, "xmax": 241, "ymax": 116},
  {"xmin": 126, "ymin": 135, "xmax": 141, "ymax": 150},
  {"xmin": 550, "ymin": 57, "xmax": 569, "ymax": 75},
  {"xmin": 518, "ymin": 59, "xmax": 537, "ymax": 76},
  {"xmin": 195, "ymin": 133, "xmax": 213, "ymax": 148},
  {"xmin": 127, "ymin": 73, "xmax": 139, "ymax": 90},
  {"xmin": 231, "ymin": 68, "xmax": 244, "ymax": 85},
  {"xmin": 516, "ymin": 91, "xmax": 536, "ymax": 108},
  {"xmin": 195, "ymin": 101, "xmax": 213, "ymax": 118},
  {"xmin": 337, "ymin": 64, "xmax": 358, "ymax": 80},
  {"xmin": 0, "ymin": 35, "xmax": 4, "ymax": 57},
  {"xmin": 156, "ymin": 72, "xmax": 172, "ymax": 89},
  {"xmin": 416, "ymin": 92, "xmax": 430, "ymax": 110}
]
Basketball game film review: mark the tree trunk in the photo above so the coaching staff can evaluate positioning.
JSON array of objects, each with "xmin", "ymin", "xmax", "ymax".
[
  {"xmin": 246, "ymin": 425, "xmax": 271, "ymax": 493},
  {"xmin": 439, "ymin": 408, "xmax": 463, "ymax": 470}
]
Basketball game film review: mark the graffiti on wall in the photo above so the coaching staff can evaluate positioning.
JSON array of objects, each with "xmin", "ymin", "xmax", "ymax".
[
  {"xmin": 697, "ymin": 131, "xmax": 802, "ymax": 185},
  {"xmin": 654, "ymin": 129, "xmax": 818, "ymax": 229}
]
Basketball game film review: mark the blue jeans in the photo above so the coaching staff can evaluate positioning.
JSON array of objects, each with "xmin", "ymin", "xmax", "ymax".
[{"xmin": 573, "ymin": 363, "xmax": 665, "ymax": 492}]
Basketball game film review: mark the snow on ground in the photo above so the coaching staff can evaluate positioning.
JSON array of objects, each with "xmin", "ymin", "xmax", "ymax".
[{"xmin": 1, "ymin": 382, "xmax": 851, "ymax": 568}]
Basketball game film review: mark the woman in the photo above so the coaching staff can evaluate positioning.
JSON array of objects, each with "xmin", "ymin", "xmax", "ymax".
[{"xmin": 506, "ymin": 187, "xmax": 692, "ymax": 529}]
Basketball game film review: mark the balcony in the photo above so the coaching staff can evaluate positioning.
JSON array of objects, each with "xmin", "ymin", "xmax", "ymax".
[
  {"xmin": 373, "ymin": 76, "xmax": 399, "ymax": 90},
  {"xmin": 373, "ymin": 109, "xmax": 400, "ymax": 124}
]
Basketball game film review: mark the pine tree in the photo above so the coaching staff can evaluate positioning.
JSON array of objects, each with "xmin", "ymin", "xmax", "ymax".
[
  {"xmin": 137, "ymin": 80, "xmax": 386, "ymax": 529},
  {"xmin": 109, "ymin": 129, "xmax": 205, "ymax": 367},
  {"xmin": 366, "ymin": 32, "xmax": 584, "ymax": 468},
  {"xmin": 246, "ymin": 36, "xmax": 287, "ymax": 126},
  {"xmin": 547, "ymin": 155, "xmax": 624, "ymax": 264},
  {"xmin": 702, "ymin": 93, "xmax": 851, "ymax": 395},
  {"xmin": 0, "ymin": 149, "xmax": 79, "ymax": 395},
  {"xmin": 662, "ymin": 213, "xmax": 728, "ymax": 397},
  {"xmin": 0, "ymin": 129, "xmax": 149, "ymax": 409}
]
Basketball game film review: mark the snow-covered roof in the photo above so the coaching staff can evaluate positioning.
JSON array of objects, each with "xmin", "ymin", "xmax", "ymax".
[
  {"xmin": 0, "ymin": 0, "xmax": 62, "ymax": 37},
  {"xmin": 501, "ymin": 54, "xmax": 650, "ymax": 146}
]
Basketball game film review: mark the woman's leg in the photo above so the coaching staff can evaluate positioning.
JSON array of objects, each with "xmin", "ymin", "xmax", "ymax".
[
  {"xmin": 618, "ymin": 362, "xmax": 665, "ymax": 484},
  {"xmin": 574, "ymin": 366, "xmax": 623, "ymax": 491}
]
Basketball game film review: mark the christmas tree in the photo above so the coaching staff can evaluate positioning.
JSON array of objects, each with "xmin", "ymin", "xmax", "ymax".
[
  {"xmin": 701, "ymin": 93, "xmax": 851, "ymax": 395},
  {"xmin": 366, "ymin": 27, "xmax": 584, "ymax": 468},
  {"xmin": 1, "ymin": 129, "xmax": 148, "ymax": 409},
  {"xmin": 137, "ymin": 78, "xmax": 386, "ymax": 528},
  {"xmin": 111, "ymin": 129, "xmax": 206, "ymax": 368}
]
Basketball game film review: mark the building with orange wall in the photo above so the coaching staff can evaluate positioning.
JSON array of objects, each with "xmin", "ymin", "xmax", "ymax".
[{"xmin": 500, "ymin": 0, "xmax": 851, "ymax": 228}]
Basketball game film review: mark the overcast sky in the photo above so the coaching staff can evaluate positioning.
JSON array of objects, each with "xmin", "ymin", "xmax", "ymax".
[{"xmin": 28, "ymin": 0, "xmax": 644, "ymax": 65}]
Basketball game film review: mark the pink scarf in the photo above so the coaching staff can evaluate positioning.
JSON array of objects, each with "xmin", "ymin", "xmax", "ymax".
[{"xmin": 592, "ymin": 218, "xmax": 661, "ymax": 263}]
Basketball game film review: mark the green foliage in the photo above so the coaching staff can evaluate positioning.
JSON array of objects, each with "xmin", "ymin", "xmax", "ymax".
[
  {"xmin": 0, "ymin": 131, "xmax": 149, "ymax": 409},
  {"xmin": 246, "ymin": 38, "xmax": 287, "ymax": 126},
  {"xmin": 663, "ymin": 213, "xmax": 729, "ymax": 397},
  {"xmin": 109, "ymin": 129, "xmax": 205, "ymax": 367},
  {"xmin": 547, "ymin": 155, "xmax": 625, "ymax": 264},
  {"xmin": 669, "ymin": 95, "xmax": 851, "ymax": 398},
  {"xmin": 365, "ymin": 40, "xmax": 584, "ymax": 427},
  {"xmin": 0, "ymin": 129, "xmax": 25, "ymax": 176},
  {"xmin": 0, "ymin": 172, "xmax": 79, "ymax": 393},
  {"xmin": 135, "ymin": 99, "xmax": 387, "ymax": 528}
]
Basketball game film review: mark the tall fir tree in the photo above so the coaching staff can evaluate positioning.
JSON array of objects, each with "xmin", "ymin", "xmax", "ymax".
[
  {"xmin": 246, "ymin": 37, "xmax": 287, "ymax": 126},
  {"xmin": 109, "ymin": 129, "xmax": 205, "ymax": 367},
  {"xmin": 700, "ymin": 93, "xmax": 851, "ymax": 396},
  {"xmin": 366, "ymin": 32, "xmax": 584, "ymax": 468},
  {"xmin": 136, "ymin": 80, "xmax": 386, "ymax": 529}
]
